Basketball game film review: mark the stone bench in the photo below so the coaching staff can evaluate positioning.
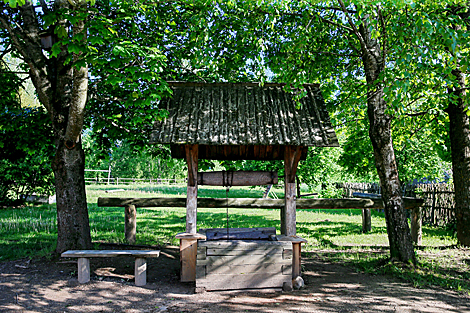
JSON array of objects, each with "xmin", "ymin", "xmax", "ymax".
[{"xmin": 61, "ymin": 250, "xmax": 160, "ymax": 286}]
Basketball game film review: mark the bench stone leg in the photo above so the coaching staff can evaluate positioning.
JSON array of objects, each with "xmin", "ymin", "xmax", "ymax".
[
  {"xmin": 78, "ymin": 257, "xmax": 90, "ymax": 284},
  {"xmin": 135, "ymin": 257, "xmax": 147, "ymax": 286}
]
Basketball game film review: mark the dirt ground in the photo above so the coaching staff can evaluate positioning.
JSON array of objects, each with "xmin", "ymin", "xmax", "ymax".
[{"xmin": 1, "ymin": 245, "xmax": 469, "ymax": 313}]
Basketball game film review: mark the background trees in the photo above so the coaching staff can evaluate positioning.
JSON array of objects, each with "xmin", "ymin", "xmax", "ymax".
[{"xmin": 1, "ymin": 0, "xmax": 466, "ymax": 256}]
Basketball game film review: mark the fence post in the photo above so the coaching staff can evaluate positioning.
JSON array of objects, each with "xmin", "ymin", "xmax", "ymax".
[
  {"xmin": 362, "ymin": 209, "xmax": 372, "ymax": 233},
  {"xmin": 125, "ymin": 205, "xmax": 137, "ymax": 243},
  {"xmin": 107, "ymin": 165, "xmax": 111, "ymax": 185}
]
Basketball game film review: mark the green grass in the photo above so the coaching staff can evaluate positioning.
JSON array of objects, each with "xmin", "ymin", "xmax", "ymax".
[
  {"xmin": 1, "ymin": 183, "xmax": 467, "ymax": 294},
  {"xmin": 312, "ymin": 248, "xmax": 470, "ymax": 295}
]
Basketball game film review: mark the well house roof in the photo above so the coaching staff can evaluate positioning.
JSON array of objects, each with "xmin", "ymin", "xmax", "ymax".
[{"xmin": 150, "ymin": 82, "xmax": 338, "ymax": 160}]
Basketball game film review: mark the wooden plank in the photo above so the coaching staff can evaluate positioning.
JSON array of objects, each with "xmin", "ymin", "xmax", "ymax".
[
  {"xmin": 198, "ymin": 240, "xmax": 291, "ymax": 248},
  {"xmin": 196, "ymin": 273, "xmax": 290, "ymax": 291},
  {"xmin": 283, "ymin": 249, "xmax": 293, "ymax": 260},
  {"xmin": 61, "ymin": 250, "xmax": 160, "ymax": 258},
  {"xmin": 201, "ymin": 227, "xmax": 276, "ymax": 233},
  {"xmin": 206, "ymin": 246, "xmax": 283, "ymax": 256},
  {"xmin": 175, "ymin": 232, "xmax": 206, "ymax": 240},
  {"xmin": 197, "ymin": 254, "xmax": 289, "ymax": 266},
  {"xmin": 204, "ymin": 263, "xmax": 288, "ymax": 275},
  {"xmin": 276, "ymin": 235, "xmax": 308, "ymax": 243},
  {"xmin": 180, "ymin": 238, "xmax": 197, "ymax": 282},
  {"xmin": 197, "ymin": 247, "xmax": 206, "ymax": 260},
  {"xmin": 196, "ymin": 265, "xmax": 206, "ymax": 279},
  {"xmin": 203, "ymin": 227, "xmax": 276, "ymax": 240},
  {"xmin": 197, "ymin": 171, "xmax": 278, "ymax": 186}
]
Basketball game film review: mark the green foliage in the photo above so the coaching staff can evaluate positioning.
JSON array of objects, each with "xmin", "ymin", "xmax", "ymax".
[
  {"xmin": 83, "ymin": 133, "xmax": 186, "ymax": 180},
  {"xmin": 0, "ymin": 107, "xmax": 55, "ymax": 205},
  {"xmin": 0, "ymin": 59, "xmax": 54, "ymax": 205}
]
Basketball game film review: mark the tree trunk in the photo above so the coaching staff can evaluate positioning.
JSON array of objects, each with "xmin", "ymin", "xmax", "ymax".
[
  {"xmin": 53, "ymin": 139, "xmax": 92, "ymax": 253},
  {"xmin": 446, "ymin": 68, "xmax": 470, "ymax": 246},
  {"xmin": 358, "ymin": 18, "xmax": 416, "ymax": 263},
  {"xmin": 1, "ymin": 1, "xmax": 93, "ymax": 253}
]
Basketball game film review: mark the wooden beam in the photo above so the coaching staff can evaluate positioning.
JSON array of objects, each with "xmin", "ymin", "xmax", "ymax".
[
  {"xmin": 185, "ymin": 144, "xmax": 198, "ymax": 187},
  {"xmin": 98, "ymin": 197, "xmax": 423, "ymax": 210},
  {"xmin": 197, "ymin": 171, "xmax": 278, "ymax": 186},
  {"xmin": 362, "ymin": 208, "xmax": 372, "ymax": 233},
  {"xmin": 124, "ymin": 205, "xmax": 136, "ymax": 243},
  {"xmin": 411, "ymin": 206, "xmax": 422, "ymax": 245},
  {"xmin": 185, "ymin": 144, "xmax": 198, "ymax": 234},
  {"xmin": 283, "ymin": 146, "xmax": 302, "ymax": 236}
]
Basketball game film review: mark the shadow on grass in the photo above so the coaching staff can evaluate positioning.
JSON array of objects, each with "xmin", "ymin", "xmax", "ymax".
[
  {"xmin": 421, "ymin": 225, "xmax": 455, "ymax": 238},
  {"xmin": 309, "ymin": 250, "xmax": 470, "ymax": 294}
]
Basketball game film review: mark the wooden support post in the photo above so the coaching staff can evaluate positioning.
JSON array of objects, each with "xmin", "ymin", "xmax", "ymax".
[
  {"xmin": 292, "ymin": 243, "xmax": 301, "ymax": 278},
  {"xmin": 180, "ymin": 238, "xmax": 198, "ymax": 282},
  {"xmin": 362, "ymin": 208, "xmax": 372, "ymax": 233},
  {"xmin": 77, "ymin": 257, "xmax": 90, "ymax": 284},
  {"xmin": 411, "ymin": 206, "xmax": 422, "ymax": 245},
  {"xmin": 134, "ymin": 257, "xmax": 147, "ymax": 286},
  {"xmin": 283, "ymin": 146, "xmax": 302, "ymax": 236},
  {"xmin": 296, "ymin": 175, "xmax": 301, "ymax": 198},
  {"xmin": 185, "ymin": 144, "xmax": 198, "ymax": 234},
  {"xmin": 125, "ymin": 204, "xmax": 137, "ymax": 243}
]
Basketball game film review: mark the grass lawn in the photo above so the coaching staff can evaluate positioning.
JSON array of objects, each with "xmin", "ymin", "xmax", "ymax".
[{"xmin": 0, "ymin": 183, "xmax": 468, "ymax": 294}]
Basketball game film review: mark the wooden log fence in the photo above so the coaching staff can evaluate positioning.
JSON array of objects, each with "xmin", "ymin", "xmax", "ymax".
[{"xmin": 98, "ymin": 197, "xmax": 424, "ymax": 245}]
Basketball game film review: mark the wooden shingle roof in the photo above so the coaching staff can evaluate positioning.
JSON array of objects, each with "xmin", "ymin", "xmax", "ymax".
[{"xmin": 150, "ymin": 82, "xmax": 339, "ymax": 160}]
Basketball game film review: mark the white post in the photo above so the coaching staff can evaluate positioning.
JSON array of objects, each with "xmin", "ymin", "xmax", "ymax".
[
  {"xmin": 107, "ymin": 164, "xmax": 111, "ymax": 185},
  {"xmin": 77, "ymin": 257, "xmax": 90, "ymax": 284},
  {"xmin": 134, "ymin": 257, "xmax": 147, "ymax": 286}
]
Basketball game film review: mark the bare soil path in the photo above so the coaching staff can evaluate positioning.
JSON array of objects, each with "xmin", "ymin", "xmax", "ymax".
[{"xmin": 1, "ymin": 246, "xmax": 469, "ymax": 313}]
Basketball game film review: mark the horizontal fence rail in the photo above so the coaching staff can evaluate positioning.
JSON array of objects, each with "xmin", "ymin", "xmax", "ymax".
[
  {"xmin": 85, "ymin": 177, "xmax": 187, "ymax": 185},
  {"xmin": 97, "ymin": 197, "xmax": 423, "ymax": 210}
]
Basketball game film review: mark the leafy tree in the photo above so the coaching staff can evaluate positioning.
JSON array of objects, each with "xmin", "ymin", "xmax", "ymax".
[
  {"xmin": 0, "ymin": 0, "xmax": 171, "ymax": 252},
  {"xmin": 419, "ymin": 3, "xmax": 470, "ymax": 246}
]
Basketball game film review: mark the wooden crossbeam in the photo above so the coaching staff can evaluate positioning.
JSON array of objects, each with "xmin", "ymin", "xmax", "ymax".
[{"xmin": 98, "ymin": 197, "xmax": 423, "ymax": 210}]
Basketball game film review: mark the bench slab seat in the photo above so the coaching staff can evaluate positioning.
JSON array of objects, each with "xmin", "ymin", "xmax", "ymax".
[{"xmin": 61, "ymin": 250, "xmax": 160, "ymax": 286}]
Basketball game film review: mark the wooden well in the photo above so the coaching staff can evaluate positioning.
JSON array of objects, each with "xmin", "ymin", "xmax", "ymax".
[
  {"xmin": 196, "ymin": 228, "xmax": 291, "ymax": 291},
  {"xmin": 150, "ymin": 82, "xmax": 339, "ymax": 291}
]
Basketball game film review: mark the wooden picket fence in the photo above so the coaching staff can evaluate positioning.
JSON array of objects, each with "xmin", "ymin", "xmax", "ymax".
[{"xmin": 336, "ymin": 182, "xmax": 455, "ymax": 227}]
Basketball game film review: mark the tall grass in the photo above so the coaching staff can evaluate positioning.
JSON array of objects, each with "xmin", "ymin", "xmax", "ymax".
[
  {"xmin": 1, "ymin": 184, "xmax": 456, "ymax": 260},
  {"xmin": 2, "ymin": 184, "xmax": 467, "ymax": 294}
]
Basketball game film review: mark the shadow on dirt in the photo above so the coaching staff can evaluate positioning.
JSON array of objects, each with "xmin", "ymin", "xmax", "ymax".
[{"xmin": 1, "ymin": 247, "xmax": 469, "ymax": 313}]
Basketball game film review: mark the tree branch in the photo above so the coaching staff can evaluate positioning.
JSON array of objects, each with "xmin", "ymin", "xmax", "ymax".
[
  {"xmin": 336, "ymin": 0, "xmax": 368, "ymax": 50},
  {"xmin": 96, "ymin": 114, "xmax": 133, "ymax": 133},
  {"xmin": 65, "ymin": 5, "xmax": 88, "ymax": 149},
  {"xmin": 317, "ymin": 14, "xmax": 354, "ymax": 33}
]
